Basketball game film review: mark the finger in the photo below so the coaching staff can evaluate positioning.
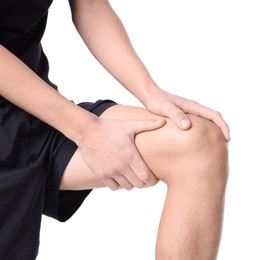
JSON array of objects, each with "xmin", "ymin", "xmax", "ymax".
[
  {"xmin": 103, "ymin": 177, "xmax": 121, "ymax": 191},
  {"xmin": 129, "ymin": 151, "xmax": 159, "ymax": 187},
  {"xmin": 164, "ymin": 102, "xmax": 192, "ymax": 130},
  {"xmin": 182, "ymin": 102, "xmax": 231, "ymax": 141},
  {"xmin": 131, "ymin": 118, "xmax": 166, "ymax": 135},
  {"xmin": 210, "ymin": 111, "xmax": 230, "ymax": 141},
  {"xmin": 112, "ymin": 174, "xmax": 134, "ymax": 190},
  {"xmin": 122, "ymin": 170, "xmax": 145, "ymax": 189}
]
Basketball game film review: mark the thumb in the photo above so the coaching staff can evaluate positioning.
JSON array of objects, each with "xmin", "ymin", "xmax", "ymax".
[
  {"xmin": 132, "ymin": 118, "xmax": 166, "ymax": 135},
  {"xmin": 170, "ymin": 107, "xmax": 191, "ymax": 130}
]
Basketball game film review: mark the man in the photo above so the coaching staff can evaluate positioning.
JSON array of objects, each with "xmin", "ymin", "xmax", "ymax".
[{"xmin": 0, "ymin": 0, "xmax": 229, "ymax": 259}]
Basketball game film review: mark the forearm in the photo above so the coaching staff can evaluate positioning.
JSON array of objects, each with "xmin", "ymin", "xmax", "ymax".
[
  {"xmin": 0, "ymin": 45, "xmax": 97, "ymax": 144},
  {"xmin": 69, "ymin": 0, "xmax": 159, "ymax": 104}
]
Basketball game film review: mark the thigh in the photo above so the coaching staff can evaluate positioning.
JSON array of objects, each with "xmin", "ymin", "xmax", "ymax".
[{"xmin": 60, "ymin": 104, "xmax": 184, "ymax": 190}]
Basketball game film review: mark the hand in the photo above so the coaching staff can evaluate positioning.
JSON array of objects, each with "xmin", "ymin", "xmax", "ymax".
[
  {"xmin": 77, "ymin": 117, "xmax": 166, "ymax": 190},
  {"xmin": 142, "ymin": 87, "xmax": 230, "ymax": 141}
]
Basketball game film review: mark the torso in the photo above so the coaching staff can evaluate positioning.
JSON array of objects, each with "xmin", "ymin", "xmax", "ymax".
[{"xmin": 0, "ymin": 0, "xmax": 56, "ymax": 88}]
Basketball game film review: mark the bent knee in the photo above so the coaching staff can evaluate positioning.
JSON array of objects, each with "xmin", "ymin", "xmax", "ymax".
[
  {"xmin": 182, "ymin": 114, "xmax": 228, "ymax": 155},
  {"xmin": 136, "ymin": 112, "xmax": 228, "ymax": 162},
  {"xmin": 101, "ymin": 105, "xmax": 228, "ymax": 186},
  {"xmin": 136, "ymin": 114, "xmax": 228, "ymax": 185}
]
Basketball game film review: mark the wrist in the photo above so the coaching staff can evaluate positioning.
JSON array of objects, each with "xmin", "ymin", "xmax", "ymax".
[
  {"xmin": 135, "ymin": 79, "xmax": 162, "ymax": 106},
  {"xmin": 63, "ymin": 105, "xmax": 100, "ymax": 146}
]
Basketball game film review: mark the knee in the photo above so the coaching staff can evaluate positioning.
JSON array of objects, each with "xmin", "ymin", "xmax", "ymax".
[
  {"xmin": 181, "ymin": 114, "xmax": 228, "ymax": 159},
  {"xmin": 138, "ymin": 114, "xmax": 229, "ymax": 188}
]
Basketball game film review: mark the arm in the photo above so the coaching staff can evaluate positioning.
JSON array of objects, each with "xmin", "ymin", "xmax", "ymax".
[
  {"xmin": 0, "ymin": 45, "xmax": 93, "ymax": 142},
  {"xmin": 69, "ymin": 0, "xmax": 230, "ymax": 141},
  {"xmin": 0, "ymin": 45, "xmax": 164, "ymax": 189},
  {"xmin": 69, "ymin": 0, "xmax": 151, "ymax": 100}
]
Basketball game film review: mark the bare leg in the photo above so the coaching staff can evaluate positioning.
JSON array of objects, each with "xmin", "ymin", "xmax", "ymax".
[{"xmin": 60, "ymin": 105, "xmax": 228, "ymax": 260}]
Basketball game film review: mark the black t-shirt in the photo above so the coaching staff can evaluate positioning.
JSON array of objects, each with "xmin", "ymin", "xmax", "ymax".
[{"xmin": 0, "ymin": 0, "xmax": 56, "ymax": 88}]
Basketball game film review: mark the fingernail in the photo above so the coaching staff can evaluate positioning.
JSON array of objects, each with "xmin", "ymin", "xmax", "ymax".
[
  {"xmin": 180, "ymin": 118, "xmax": 190, "ymax": 128},
  {"xmin": 154, "ymin": 119, "xmax": 165, "ymax": 126}
]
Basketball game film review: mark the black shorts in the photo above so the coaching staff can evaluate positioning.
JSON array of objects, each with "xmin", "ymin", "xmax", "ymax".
[{"xmin": 0, "ymin": 99, "xmax": 116, "ymax": 260}]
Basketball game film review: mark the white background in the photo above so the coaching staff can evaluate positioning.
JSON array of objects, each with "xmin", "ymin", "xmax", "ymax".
[{"xmin": 39, "ymin": 0, "xmax": 257, "ymax": 259}]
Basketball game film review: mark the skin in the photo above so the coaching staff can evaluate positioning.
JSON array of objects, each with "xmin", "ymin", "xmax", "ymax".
[
  {"xmin": 61, "ymin": 105, "xmax": 229, "ymax": 259},
  {"xmin": 0, "ymin": 0, "xmax": 230, "ymax": 258}
]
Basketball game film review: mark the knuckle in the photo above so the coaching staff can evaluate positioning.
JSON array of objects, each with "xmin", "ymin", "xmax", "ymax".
[
  {"xmin": 120, "ymin": 148, "xmax": 134, "ymax": 163},
  {"xmin": 180, "ymin": 99, "xmax": 198, "ymax": 112},
  {"xmin": 215, "ymin": 111, "xmax": 222, "ymax": 118},
  {"xmin": 212, "ymin": 111, "xmax": 223, "ymax": 122},
  {"xmin": 109, "ymin": 160, "xmax": 128, "ymax": 176},
  {"xmin": 104, "ymin": 178, "xmax": 120, "ymax": 191},
  {"xmin": 100, "ymin": 169, "xmax": 114, "ymax": 179},
  {"xmin": 96, "ymin": 171, "xmax": 106, "ymax": 179},
  {"xmin": 140, "ymin": 172, "xmax": 151, "ymax": 183},
  {"xmin": 163, "ymin": 101, "xmax": 175, "ymax": 112},
  {"xmin": 173, "ymin": 109, "xmax": 185, "ymax": 119}
]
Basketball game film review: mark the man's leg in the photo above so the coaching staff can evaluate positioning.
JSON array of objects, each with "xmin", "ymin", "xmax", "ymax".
[{"xmin": 60, "ymin": 105, "xmax": 228, "ymax": 260}]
